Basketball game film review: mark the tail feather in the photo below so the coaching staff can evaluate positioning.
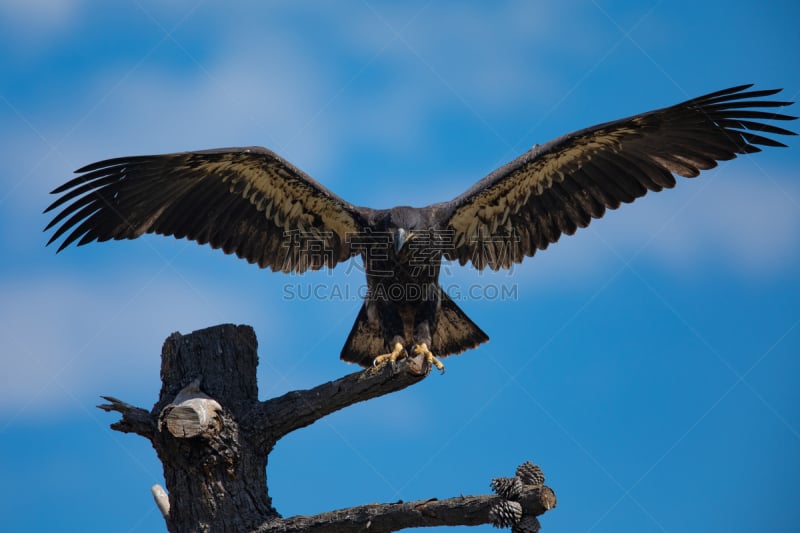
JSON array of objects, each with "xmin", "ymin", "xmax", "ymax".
[
  {"xmin": 340, "ymin": 292, "xmax": 489, "ymax": 367},
  {"xmin": 340, "ymin": 304, "xmax": 385, "ymax": 367},
  {"xmin": 431, "ymin": 291, "xmax": 489, "ymax": 357}
]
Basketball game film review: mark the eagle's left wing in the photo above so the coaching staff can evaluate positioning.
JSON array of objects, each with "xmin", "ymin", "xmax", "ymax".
[{"xmin": 438, "ymin": 85, "xmax": 795, "ymax": 270}]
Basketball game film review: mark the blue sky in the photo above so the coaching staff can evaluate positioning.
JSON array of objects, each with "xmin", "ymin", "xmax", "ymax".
[{"xmin": 1, "ymin": 1, "xmax": 798, "ymax": 532}]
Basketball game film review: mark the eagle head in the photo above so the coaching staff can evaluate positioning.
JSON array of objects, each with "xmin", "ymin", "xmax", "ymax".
[{"xmin": 388, "ymin": 206, "xmax": 422, "ymax": 253}]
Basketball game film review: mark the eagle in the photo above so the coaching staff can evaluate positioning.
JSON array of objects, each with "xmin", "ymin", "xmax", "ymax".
[{"xmin": 45, "ymin": 85, "xmax": 795, "ymax": 372}]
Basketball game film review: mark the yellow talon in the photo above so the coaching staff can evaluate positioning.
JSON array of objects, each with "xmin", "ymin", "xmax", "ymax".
[
  {"xmin": 373, "ymin": 342, "xmax": 405, "ymax": 369},
  {"xmin": 413, "ymin": 343, "xmax": 445, "ymax": 374}
]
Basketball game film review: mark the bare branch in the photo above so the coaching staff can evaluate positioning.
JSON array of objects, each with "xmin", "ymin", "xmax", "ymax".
[
  {"xmin": 253, "ymin": 485, "xmax": 556, "ymax": 533},
  {"xmin": 97, "ymin": 396, "xmax": 154, "ymax": 440},
  {"xmin": 246, "ymin": 354, "xmax": 430, "ymax": 450}
]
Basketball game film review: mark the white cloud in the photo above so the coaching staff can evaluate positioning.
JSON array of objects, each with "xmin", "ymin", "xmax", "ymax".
[
  {"xmin": 588, "ymin": 169, "xmax": 799, "ymax": 276},
  {"xmin": 62, "ymin": 45, "xmax": 333, "ymax": 170},
  {"xmin": 0, "ymin": 0, "xmax": 82, "ymax": 37},
  {"xmin": 0, "ymin": 272, "xmax": 276, "ymax": 418},
  {"xmin": 502, "ymin": 168, "xmax": 800, "ymax": 286},
  {"xmin": 341, "ymin": 1, "xmax": 574, "ymax": 108}
]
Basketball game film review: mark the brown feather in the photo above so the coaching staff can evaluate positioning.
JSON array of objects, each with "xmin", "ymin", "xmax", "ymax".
[
  {"xmin": 439, "ymin": 85, "xmax": 796, "ymax": 269},
  {"xmin": 45, "ymin": 147, "xmax": 367, "ymax": 272}
]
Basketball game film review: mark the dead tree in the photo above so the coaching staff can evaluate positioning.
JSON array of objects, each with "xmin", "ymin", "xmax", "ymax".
[{"xmin": 99, "ymin": 324, "xmax": 557, "ymax": 532}]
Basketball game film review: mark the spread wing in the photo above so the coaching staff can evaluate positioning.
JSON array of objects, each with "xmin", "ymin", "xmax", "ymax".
[
  {"xmin": 439, "ymin": 85, "xmax": 796, "ymax": 270},
  {"xmin": 45, "ymin": 147, "xmax": 369, "ymax": 273}
]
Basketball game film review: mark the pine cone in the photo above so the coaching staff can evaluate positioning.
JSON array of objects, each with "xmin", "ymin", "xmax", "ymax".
[
  {"xmin": 516, "ymin": 461, "xmax": 545, "ymax": 486},
  {"xmin": 490, "ymin": 476, "xmax": 524, "ymax": 500},
  {"xmin": 513, "ymin": 515, "xmax": 541, "ymax": 533},
  {"xmin": 489, "ymin": 500, "xmax": 523, "ymax": 528}
]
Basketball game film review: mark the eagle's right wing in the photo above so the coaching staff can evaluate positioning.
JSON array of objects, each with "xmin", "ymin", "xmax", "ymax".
[{"xmin": 45, "ymin": 147, "xmax": 369, "ymax": 273}]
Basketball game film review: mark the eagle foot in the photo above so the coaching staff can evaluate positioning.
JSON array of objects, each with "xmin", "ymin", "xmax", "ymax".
[
  {"xmin": 413, "ymin": 343, "xmax": 445, "ymax": 375},
  {"xmin": 373, "ymin": 342, "xmax": 406, "ymax": 371}
]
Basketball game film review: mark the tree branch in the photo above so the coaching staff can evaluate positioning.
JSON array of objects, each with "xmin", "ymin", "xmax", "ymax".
[
  {"xmin": 98, "ymin": 396, "xmax": 155, "ymax": 440},
  {"xmin": 246, "ymin": 354, "xmax": 430, "ymax": 450},
  {"xmin": 254, "ymin": 480, "xmax": 555, "ymax": 532}
]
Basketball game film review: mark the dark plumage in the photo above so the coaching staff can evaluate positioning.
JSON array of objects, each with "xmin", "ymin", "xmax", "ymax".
[{"xmin": 45, "ymin": 85, "xmax": 796, "ymax": 370}]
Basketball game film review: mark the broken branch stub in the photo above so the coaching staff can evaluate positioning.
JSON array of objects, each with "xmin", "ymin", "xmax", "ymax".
[{"xmin": 159, "ymin": 378, "xmax": 223, "ymax": 439}]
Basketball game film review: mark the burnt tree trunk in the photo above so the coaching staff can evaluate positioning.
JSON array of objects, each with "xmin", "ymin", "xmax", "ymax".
[{"xmin": 100, "ymin": 324, "xmax": 556, "ymax": 532}]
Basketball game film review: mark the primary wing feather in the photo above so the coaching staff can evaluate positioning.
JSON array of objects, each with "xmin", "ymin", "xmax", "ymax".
[
  {"xmin": 440, "ymin": 85, "xmax": 796, "ymax": 270},
  {"xmin": 45, "ymin": 147, "xmax": 367, "ymax": 273}
]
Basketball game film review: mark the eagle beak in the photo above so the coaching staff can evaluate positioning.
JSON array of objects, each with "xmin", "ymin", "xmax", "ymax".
[{"xmin": 394, "ymin": 228, "xmax": 414, "ymax": 253}]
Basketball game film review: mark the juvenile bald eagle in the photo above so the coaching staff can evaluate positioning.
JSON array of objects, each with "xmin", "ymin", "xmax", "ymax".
[{"xmin": 45, "ymin": 85, "xmax": 795, "ymax": 372}]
